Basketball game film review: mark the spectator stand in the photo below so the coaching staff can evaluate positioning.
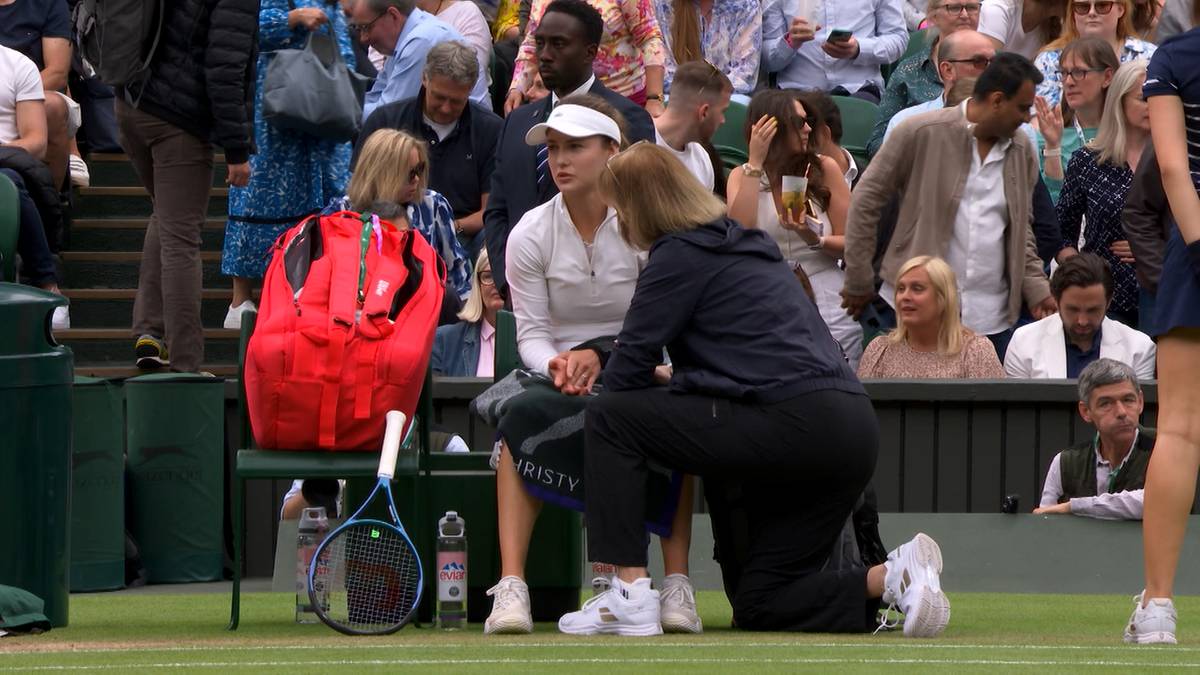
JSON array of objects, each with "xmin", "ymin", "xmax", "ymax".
[{"xmin": 832, "ymin": 95, "xmax": 879, "ymax": 172}]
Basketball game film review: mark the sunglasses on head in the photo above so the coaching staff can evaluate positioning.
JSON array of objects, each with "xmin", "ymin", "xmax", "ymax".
[{"xmin": 1072, "ymin": 0, "xmax": 1116, "ymax": 14}]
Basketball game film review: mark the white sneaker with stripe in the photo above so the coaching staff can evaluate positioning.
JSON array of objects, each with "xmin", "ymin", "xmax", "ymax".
[{"xmin": 558, "ymin": 576, "xmax": 662, "ymax": 636}]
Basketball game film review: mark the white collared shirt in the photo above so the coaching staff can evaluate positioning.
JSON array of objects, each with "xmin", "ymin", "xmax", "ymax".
[
  {"xmin": 841, "ymin": 147, "xmax": 859, "ymax": 188},
  {"xmin": 551, "ymin": 74, "xmax": 597, "ymax": 107},
  {"xmin": 1040, "ymin": 430, "xmax": 1145, "ymax": 520},
  {"xmin": 505, "ymin": 193, "xmax": 646, "ymax": 374},
  {"xmin": 946, "ymin": 100, "xmax": 1012, "ymax": 336}
]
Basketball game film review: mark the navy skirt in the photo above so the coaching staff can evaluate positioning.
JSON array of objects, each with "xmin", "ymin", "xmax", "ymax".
[{"xmin": 1153, "ymin": 223, "xmax": 1200, "ymax": 337}]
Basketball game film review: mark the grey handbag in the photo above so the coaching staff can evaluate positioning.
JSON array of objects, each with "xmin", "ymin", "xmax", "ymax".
[{"xmin": 261, "ymin": 30, "xmax": 371, "ymax": 141}]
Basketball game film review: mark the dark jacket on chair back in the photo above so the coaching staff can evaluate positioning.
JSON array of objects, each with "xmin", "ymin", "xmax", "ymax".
[{"xmin": 122, "ymin": 0, "xmax": 257, "ymax": 164}]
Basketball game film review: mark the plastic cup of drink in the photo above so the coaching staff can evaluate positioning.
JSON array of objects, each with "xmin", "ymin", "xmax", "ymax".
[{"xmin": 782, "ymin": 175, "xmax": 808, "ymax": 216}]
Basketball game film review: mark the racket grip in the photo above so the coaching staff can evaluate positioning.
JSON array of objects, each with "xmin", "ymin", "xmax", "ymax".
[{"xmin": 378, "ymin": 410, "xmax": 407, "ymax": 479}]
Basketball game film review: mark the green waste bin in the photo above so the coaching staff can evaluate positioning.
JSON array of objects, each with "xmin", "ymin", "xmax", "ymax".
[
  {"xmin": 125, "ymin": 373, "xmax": 224, "ymax": 583},
  {"xmin": 0, "ymin": 284, "xmax": 73, "ymax": 626},
  {"xmin": 70, "ymin": 376, "xmax": 125, "ymax": 592}
]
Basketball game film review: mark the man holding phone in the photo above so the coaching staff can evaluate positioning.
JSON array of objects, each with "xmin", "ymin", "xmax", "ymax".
[{"xmin": 761, "ymin": 0, "xmax": 908, "ymax": 102}]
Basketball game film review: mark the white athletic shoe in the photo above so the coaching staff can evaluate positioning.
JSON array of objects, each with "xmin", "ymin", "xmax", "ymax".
[
  {"xmin": 880, "ymin": 532, "xmax": 950, "ymax": 638},
  {"xmin": 659, "ymin": 574, "xmax": 702, "ymax": 634},
  {"xmin": 558, "ymin": 576, "xmax": 663, "ymax": 636},
  {"xmin": 484, "ymin": 576, "xmax": 533, "ymax": 634},
  {"xmin": 69, "ymin": 155, "xmax": 90, "ymax": 188},
  {"xmin": 1124, "ymin": 592, "xmax": 1177, "ymax": 644},
  {"xmin": 223, "ymin": 300, "xmax": 256, "ymax": 330}
]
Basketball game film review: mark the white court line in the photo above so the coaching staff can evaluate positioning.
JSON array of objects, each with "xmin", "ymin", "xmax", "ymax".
[
  {"xmin": 3, "ymin": 641, "xmax": 1195, "ymax": 656},
  {"xmin": 4, "ymin": 656, "xmax": 1200, "ymax": 671}
]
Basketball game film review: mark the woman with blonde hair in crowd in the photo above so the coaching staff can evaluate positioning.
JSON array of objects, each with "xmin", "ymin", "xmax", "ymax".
[
  {"xmin": 1033, "ymin": 0, "xmax": 1155, "ymax": 107},
  {"xmin": 432, "ymin": 249, "xmax": 506, "ymax": 377},
  {"xmin": 326, "ymin": 129, "xmax": 473, "ymax": 303},
  {"xmin": 1034, "ymin": 36, "xmax": 1120, "ymax": 201},
  {"xmin": 478, "ymin": 93, "xmax": 700, "ymax": 636},
  {"xmin": 858, "ymin": 256, "xmax": 1005, "ymax": 379},
  {"xmin": 1056, "ymin": 59, "xmax": 1149, "ymax": 327},
  {"xmin": 559, "ymin": 141, "xmax": 949, "ymax": 638},
  {"xmin": 727, "ymin": 89, "xmax": 863, "ymax": 368}
]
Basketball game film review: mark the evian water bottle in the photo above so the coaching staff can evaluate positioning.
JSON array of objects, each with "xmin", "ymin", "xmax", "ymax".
[
  {"xmin": 437, "ymin": 511, "xmax": 467, "ymax": 629},
  {"xmin": 296, "ymin": 506, "xmax": 328, "ymax": 623}
]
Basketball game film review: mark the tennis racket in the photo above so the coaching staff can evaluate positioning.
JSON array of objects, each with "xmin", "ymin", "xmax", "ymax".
[{"xmin": 308, "ymin": 410, "xmax": 424, "ymax": 635}]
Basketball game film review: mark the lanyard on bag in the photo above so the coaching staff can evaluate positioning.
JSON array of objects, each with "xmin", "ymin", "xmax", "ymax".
[{"xmin": 357, "ymin": 213, "xmax": 389, "ymax": 305}]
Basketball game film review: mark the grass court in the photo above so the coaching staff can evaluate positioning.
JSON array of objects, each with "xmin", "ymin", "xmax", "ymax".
[{"xmin": 2, "ymin": 591, "xmax": 1198, "ymax": 672}]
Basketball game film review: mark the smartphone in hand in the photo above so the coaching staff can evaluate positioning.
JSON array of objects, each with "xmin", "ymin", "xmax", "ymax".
[{"xmin": 828, "ymin": 28, "xmax": 853, "ymax": 42}]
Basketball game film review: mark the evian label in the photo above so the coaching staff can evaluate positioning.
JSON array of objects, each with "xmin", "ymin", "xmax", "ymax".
[{"xmin": 437, "ymin": 552, "xmax": 466, "ymax": 602}]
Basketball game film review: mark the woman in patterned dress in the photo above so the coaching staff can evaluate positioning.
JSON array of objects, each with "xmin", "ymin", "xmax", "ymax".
[
  {"xmin": 655, "ymin": 0, "xmax": 763, "ymax": 97},
  {"xmin": 504, "ymin": 0, "xmax": 667, "ymax": 114},
  {"xmin": 1056, "ymin": 59, "xmax": 1149, "ymax": 327},
  {"xmin": 221, "ymin": 0, "xmax": 355, "ymax": 329}
]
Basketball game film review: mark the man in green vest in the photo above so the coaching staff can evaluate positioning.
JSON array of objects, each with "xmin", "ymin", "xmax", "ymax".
[{"xmin": 1034, "ymin": 358, "xmax": 1152, "ymax": 520}]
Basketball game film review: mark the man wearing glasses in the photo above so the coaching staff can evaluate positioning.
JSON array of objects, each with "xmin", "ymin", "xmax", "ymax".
[
  {"xmin": 866, "ymin": 0, "xmax": 982, "ymax": 157},
  {"xmin": 353, "ymin": 0, "xmax": 490, "ymax": 120}
]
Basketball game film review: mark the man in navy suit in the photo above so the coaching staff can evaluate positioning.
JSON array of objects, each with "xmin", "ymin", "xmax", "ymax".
[{"xmin": 483, "ymin": 0, "xmax": 655, "ymax": 296}]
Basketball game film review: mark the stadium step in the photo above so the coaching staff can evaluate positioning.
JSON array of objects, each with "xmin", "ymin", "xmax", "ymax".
[
  {"xmin": 54, "ymin": 328, "xmax": 240, "ymax": 366},
  {"xmin": 61, "ymin": 288, "xmax": 259, "ymax": 328},
  {"xmin": 59, "ymin": 152, "xmax": 238, "ymax": 375},
  {"xmin": 86, "ymin": 152, "xmax": 227, "ymax": 188},
  {"xmin": 75, "ymin": 185, "xmax": 229, "ymax": 218},
  {"xmin": 70, "ymin": 218, "xmax": 227, "ymax": 252},
  {"xmin": 61, "ymin": 251, "xmax": 229, "ymax": 289}
]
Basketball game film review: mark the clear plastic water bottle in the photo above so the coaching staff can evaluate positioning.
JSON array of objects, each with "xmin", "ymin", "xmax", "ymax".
[
  {"xmin": 437, "ymin": 511, "xmax": 467, "ymax": 629},
  {"xmin": 296, "ymin": 506, "xmax": 328, "ymax": 623}
]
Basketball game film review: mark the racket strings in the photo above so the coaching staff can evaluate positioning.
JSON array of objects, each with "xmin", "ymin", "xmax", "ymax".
[{"xmin": 315, "ymin": 523, "xmax": 420, "ymax": 632}]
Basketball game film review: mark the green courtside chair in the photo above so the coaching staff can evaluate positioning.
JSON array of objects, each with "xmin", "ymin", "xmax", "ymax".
[
  {"xmin": 711, "ymin": 99, "xmax": 749, "ymax": 172},
  {"xmin": 227, "ymin": 309, "xmax": 431, "ymax": 629},
  {"xmin": 0, "ymin": 172, "xmax": 18, "ymax": 282},
  {"xmin": 832, "ymin": 95, "xmax": 880, "ymax": 172}
]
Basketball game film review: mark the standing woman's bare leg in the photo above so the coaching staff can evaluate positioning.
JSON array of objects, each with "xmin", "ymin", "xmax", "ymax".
[{"xmin": 1143, "ymin": 330, "xmax": 1200, "ymax": 599}]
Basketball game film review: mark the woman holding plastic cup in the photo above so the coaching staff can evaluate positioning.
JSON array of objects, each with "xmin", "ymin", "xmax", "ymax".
[{"xmin": 726, "ymin": 89, "xmax": 864, "ymax": 368}]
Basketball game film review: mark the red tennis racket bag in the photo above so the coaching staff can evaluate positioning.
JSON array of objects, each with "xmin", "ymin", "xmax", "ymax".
[{"xmin": 245, "ymin": 211, "xmax": 445, "ymax": 450}]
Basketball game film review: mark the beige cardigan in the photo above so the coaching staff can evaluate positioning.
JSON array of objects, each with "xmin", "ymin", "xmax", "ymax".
[{"xmin": 843, "ymin": 105, "xmax": 1051, "ymax": 326}]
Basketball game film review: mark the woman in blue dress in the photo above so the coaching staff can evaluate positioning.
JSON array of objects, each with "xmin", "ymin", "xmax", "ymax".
[
  {"xmin": 1127, "ymin": 22, "xmax": 1200, "ymax": 645},
  {"xmin": 221, "ymin": 0, "xmax": 355, "ymax": 329}
]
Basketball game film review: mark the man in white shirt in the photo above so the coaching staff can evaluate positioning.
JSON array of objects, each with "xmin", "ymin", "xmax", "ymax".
[
  {"xmin": 652, "ymin": 61, "xmax": 732, "ymax": 191},
  {"xmin": 1035, "ymin": 359, "xmax": 1151, "ymax": 520},
  {"xmin": 1006, "ymin": 253, "xmax": 1156, "ymax": 379},
  {"xmin": 762, "ymin": 0, "xmax": 909, "ymax": 102},
  {"xmin": 0, "ymin": 45, "xmax": 67, "ymax": 328}
]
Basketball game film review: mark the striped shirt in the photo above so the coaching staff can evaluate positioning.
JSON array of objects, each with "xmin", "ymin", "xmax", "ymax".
[{"xmin": 1144, "ymin": 27, "xmax": 1200, "ymax": 190}]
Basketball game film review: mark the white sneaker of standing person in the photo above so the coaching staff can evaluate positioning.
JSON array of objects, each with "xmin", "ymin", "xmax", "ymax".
[
  {"xmin": 1124, "ymin": 592, "xmax": 1177, "ymax": 644},
  {"xmin": 878, "ymin": 532, "xmax": 950, "ymax": 638},
  {"xmin": 223, "ymin": 300, "xmax": 256, "ymax": 330},
  {"xmin": 484, "ymin": 575, "xmax": 533, "ymax": 634},
  {"xmin": 558, "ymin": 576, "xmax": 663, "ymax": 636},
  {"xmin": 659, "ymin": 573, "xmax": 702, "ymax": 633},
  {"xmin": 69, "ymin": 155, "xmax": 90, "ymax": 188},
  {"xmin": 51, "ymin": 305, "xmax": 70, "ymax": 330}
]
